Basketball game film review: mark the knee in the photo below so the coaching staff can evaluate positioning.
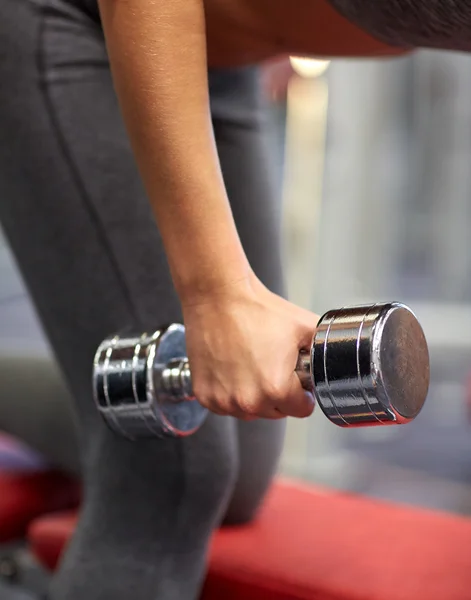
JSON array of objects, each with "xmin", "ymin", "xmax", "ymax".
[
  {"xmin": 76, "ymin": 414, "xmax": 239, "ymax": 554},
  {"xmin": 222, "ymin": 484, "xmax": 269, "ymax": 526},
  {"xmin": 222, "ymin": 419, "xmax": 286, "ymax": 526},
  {"xmin": 223, "ymin": 506, "xmax": 260, "ymax": 526}
]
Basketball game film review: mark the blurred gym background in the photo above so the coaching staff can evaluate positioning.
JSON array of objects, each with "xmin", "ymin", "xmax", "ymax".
[{"xmin": 2, "ymin": 48, "xmax": 471, "ymax": 515}]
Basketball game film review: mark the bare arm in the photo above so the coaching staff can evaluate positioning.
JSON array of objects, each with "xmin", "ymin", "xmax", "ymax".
[
  {"xmin": 96, "ymin": 0, "xmax": 318, "ymax": 423},
  {"xmin": 98, "ymin": 0, "xmax": 249, "ymax": 301}
]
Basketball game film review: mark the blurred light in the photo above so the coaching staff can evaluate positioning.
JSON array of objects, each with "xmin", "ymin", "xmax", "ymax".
[{"xmin": 289, "ymin": 57, "xmax": 330, "ymax": 79}]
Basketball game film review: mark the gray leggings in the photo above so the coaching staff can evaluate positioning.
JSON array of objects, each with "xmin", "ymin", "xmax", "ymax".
[{"xmin": 0, "ymin": 0, "xmax": 286, "ymax": 598}]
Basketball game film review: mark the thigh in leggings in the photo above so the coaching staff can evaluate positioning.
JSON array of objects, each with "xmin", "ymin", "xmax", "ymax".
[{"xmin": 0, "ymin": 0, "xmax": 286, "ymax": 597}]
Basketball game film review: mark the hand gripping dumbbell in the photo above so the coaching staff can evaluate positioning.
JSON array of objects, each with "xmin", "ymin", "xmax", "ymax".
[{"xmin": 92, "ymin": 302, "xmax": 430, "ymax": 440}]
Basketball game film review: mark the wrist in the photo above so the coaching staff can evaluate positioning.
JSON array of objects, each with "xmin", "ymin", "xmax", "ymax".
[
  {"xmin": 177, "ymin": 258, "xmax": 252, "ymax": 308},
  {"xmin": 177, "ymin": 261, "xmax": 254, "ymax": 311}
]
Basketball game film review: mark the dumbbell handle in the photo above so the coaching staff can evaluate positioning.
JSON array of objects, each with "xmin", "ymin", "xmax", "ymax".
[
  {"xmin": 160, "ymin": 352, "xmax": 313, "ymax": 403},
  {"xmin": 94, "ymin": 302, "xmax": 430, "ymax": 439}
]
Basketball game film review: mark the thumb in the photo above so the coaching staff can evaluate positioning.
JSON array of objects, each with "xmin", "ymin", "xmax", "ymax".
[
  {"xmin": 296, "ymin": 309, "xmax": 320, "ymax": 349},
  {"xmin": 284, "ymin": 371, "xmax": 316, "ymax": 418}
]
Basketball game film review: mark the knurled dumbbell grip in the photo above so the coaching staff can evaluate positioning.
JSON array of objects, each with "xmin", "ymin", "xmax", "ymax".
[{"xmin": 161, "ymin": 350, "xmax": 314, "ymax": 403}]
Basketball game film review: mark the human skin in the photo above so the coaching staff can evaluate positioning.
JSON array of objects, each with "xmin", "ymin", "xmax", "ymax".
[
  {"xmin": 97, "ymin": 0, "xmax": 409, "ymax": 421},
  {"xmin": 204, "ymin": 0, "xmax": 411, "ymax": 66}
]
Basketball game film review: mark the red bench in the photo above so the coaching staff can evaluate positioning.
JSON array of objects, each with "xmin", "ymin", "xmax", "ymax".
[
  {"xmin": 28, "ymin": 479, "xmax": 471, "ymax": 600},
  {"xmin": 0, "ymin": 470, "xmax": 79, "ymax": 543}
]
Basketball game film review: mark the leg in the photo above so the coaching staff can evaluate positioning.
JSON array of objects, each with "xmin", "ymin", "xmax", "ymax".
[
  {"xmin": 0, "ymin": 70, "xmax": 286, "ymax": 503},
  {"xmin": 0, "ymin": 3, "xmax": 237, "ymax": 598},
  {"xmin": 0, "ymin": 2, "xmax": 285, "ymax": 597}
]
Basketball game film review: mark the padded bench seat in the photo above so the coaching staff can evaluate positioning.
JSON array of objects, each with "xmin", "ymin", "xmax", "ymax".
[
  {"xmin": 28, "ymin": 479, "xmax": 471, "ymax": 600},
  {"xmin": 0, "ymin": 470, "xmax": 79, "ymax": 543}
]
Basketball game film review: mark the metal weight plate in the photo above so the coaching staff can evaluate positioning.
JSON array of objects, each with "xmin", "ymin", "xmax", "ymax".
[
  {"xmin": 93, "ymin": 330, "xmax": 164, "ymax": 439},
  {"xmin": 312, "ymin": 302, "xmax": 430, "ymax": 427},
  {"xmin": 150, "ymin": 324, "xmax": 208, "ymax": 437},
  {"xmin": 93, "ymin": 326, "xmax": 208, "ymax": 439}
]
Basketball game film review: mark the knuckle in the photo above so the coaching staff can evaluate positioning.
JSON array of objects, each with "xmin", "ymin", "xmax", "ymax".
[
  {"xmin": 193, "ymin": 383, "xmax": 222, "ymax": 413},
  {"xmin": 192, "ymin": 381, "xmax": 209, "ymax": 406},
  {"xmin": 264, "ymin": 381, "xmax": 288, "ymax": 405},
  {"xmin": 236, "ymin": 394, "xmax": 261, "ymax": 417},
  {"xmin": 240, "ymin": 413, "xmax": 258, "ymax": 422}
]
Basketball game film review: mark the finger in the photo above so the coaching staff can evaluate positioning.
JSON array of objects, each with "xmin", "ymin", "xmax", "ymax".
[
  {"xmin": 276, "ymin": 375, "xmax": 316, "ymax": 418},
  {"xmin": 239, "ymin": 414, "xmax": 261, "ymax": 423},
  {"xmin": 266, "ymin": 407, "xmax": 291, "ymax": 420},
  {"xmin": 296, "ymin": 312, "xmax": 320, "ymax": 349},
  {"xmin": 202, "ymin": 400, "xmax": 230, "ymax": 417},
  {"xmin": 228, "ymin": 396, "xmax": 286, "ymax": 421}
]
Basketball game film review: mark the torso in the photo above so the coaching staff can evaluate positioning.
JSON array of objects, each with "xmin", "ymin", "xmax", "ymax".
[
  {"xmin": 205, "ymin": 0, "xmax": 406, "ymax": 68},
  {"xmin": 80, "ymin": 0, "xmax": 404, "ymax": 69},
  {"xmin": 204, "ymin": 0, "xmax": 278, "ymax": 67},
  {"xmin": 204, "ymin": 0, "xmax": 328, "ymax": 67}
]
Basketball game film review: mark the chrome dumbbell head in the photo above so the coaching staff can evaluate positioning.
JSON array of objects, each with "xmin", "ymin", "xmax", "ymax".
[
  {"xmin": 312, "ymin": 302, "xmax": 430, "ymax": 427},
  {"xmin": 93, "ymin": 324, "xmax": 207, "ymax": 440},
  {"xmin": 92, "ymin": 302, "xmax": 430, "ymax": 439}
]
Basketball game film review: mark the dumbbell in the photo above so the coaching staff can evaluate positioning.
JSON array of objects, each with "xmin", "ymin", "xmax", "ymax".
[{"xmin": 92, "ymin": 302, "xmax": 430, "ymax": 440}]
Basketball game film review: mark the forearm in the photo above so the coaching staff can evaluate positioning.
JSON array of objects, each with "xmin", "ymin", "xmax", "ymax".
[
  {"xmin": 98, "ymin": 0, "xmax": 248, "ymax": 300},
  {"xmin": 328, "ymin": 0, "xmax": 471, "ymax": 50}
]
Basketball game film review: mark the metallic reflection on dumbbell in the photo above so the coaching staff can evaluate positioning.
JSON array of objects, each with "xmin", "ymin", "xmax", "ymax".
[{"xmin": 93, "ymin": 302, "xmax": 430, "ymax": 439}]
